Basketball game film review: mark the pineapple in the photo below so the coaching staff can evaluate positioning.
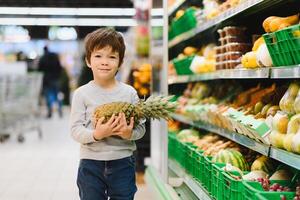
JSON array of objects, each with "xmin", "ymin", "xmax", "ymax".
[{"xmin": 93, "ymin": 95, "xmax": 177, "ymax": 127}]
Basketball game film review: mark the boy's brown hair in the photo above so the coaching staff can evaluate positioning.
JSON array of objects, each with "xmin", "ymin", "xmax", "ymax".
[{"xmin": 84, "ymin": 28, "xmax": 125, "ymax": 67}]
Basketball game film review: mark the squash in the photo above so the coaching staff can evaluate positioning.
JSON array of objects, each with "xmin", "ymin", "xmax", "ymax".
[
  {"xmin": 242, "ymin": 51, "xmax": 258, "ymax": 69},
  {"xmin": 263, "ymin": 14, "xmax": 299, "ymax": 33},
  {"xmin": 284, "ymin": 114, "xmax": 300, "ymax": 152},
  {"xmin": 251, "ymin": 155, "xmax": 276, "ymax": 174},
  {"xmin": 256, "ymin": 44, "xmax": 273, "ymax": 67}
]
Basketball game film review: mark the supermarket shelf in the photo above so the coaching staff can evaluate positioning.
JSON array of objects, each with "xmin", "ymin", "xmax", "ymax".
[
  {"xmin": 171, "ymin": 113, "xmax": 270, "ymax": 156},
  {"xmin": 168, "ymin": 72, "xmax": 218, "ymax": 84},
  {"xmin": 168, "ymin": 66, "xmax": 300, "ymax": 84},
  {"xmin": 218, "ymin": 68, "xmax": 270, "ymax": 79},
  {"xmin": 168, "ymin": 159, "xmax": 213, "ymax": 200},
  {"xmin": 271, "ymin": 65, "xmax": 300, "ymax": 79},
  {"xmin": 168, "ymin": 0, "xmax": 185, "ymax": 17},
  {"xmin": 168, "ymin": 68, "xmax": 270, "ymax": 84},
  {"xmin": 168, "ymin": 28, "xmax": 198, "ymax": 48},
  {"xmin": 168, "ymin": 0, "xmax": 264, "ymax": 48},
  {"xmin": 269, "ymin": 147, "xmax": 300, "ymax": 170}
]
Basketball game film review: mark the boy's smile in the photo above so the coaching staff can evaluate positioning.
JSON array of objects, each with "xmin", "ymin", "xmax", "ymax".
[{"xmin": 87, "ymin": 45, "xmax": 120, "ymax": 81}]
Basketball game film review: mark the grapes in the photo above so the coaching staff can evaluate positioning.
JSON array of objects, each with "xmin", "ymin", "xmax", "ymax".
[{"xmin": 280, "ymin": 195, "xmax": 286, "ymax": 200}]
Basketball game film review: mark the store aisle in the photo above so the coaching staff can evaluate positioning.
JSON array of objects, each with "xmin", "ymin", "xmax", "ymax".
[{"xmin": 0, "ymin": 109, "xmax": 155, "ymax": 200}]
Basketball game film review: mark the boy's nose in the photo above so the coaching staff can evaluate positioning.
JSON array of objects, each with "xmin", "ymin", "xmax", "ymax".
[{"xmin": 101, "ymin": 58, "xmax": 109, "ymax": 65}]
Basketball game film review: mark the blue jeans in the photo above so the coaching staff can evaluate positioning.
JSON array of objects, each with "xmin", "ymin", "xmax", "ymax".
[
  {"xmin": 44, "ymin": 86, "xmax": 62, "ymax": 117},
  {"xmin": 77, "ymin": 156, "xmax": 137, "ymax": 200}
]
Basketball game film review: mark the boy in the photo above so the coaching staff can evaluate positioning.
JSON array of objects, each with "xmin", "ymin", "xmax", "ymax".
[{"xmin": 70, "ymin": 28, "xmax": 145, "ymax": 200}]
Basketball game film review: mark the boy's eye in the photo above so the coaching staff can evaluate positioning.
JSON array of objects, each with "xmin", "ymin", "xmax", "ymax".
[
  {"xmin": 110, "ymin": 56, "xmax": 116, "ymax": 59},
  {"xmin": 95, "ymin": 55, "xmax": 101, "ymax": 58}
]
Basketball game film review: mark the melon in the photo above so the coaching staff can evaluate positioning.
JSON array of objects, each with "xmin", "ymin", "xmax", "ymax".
[
  {"xmin": 251, "ymin": 155, "xmax": 277, "ymax": 174},
  {"xmin": 212, "ymin": 149, "xmax": 249, "ymax": 171},
  {"xmin": 176, "ymin": 129, "xmax": 199, "ymax": 143}
]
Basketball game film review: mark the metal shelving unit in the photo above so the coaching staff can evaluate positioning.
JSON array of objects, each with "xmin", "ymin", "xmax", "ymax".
[
  {"xmin": 171, "ymin": 113, "xmax": 270, "ymax": 156},
  {"xmin": 169, "ymin": 159, "xmax": 213, "ymax": 200},
  {"xmin": 172, "ymin": 113, "xmax": 300, "ymax": 170},
  {"xmin": 161, "ymin": 0, "xmax": 300, "ymax": 198},
  {"xmin": 270, "ymin": 147, "xmax": 300, "ymax": 170},
  {"xmin": 168, "ymin": 66, "xmax": 300, "ymax": 84},
  {"xmin": 168, "ymin": 0, "xmax": 266, "ymax": 48},
  {"xmin": 271, "ymin": 65, "xmax": 300, "ymax": 79},
  {"xmin": 168, "ymin": 72, "xmax": 218, "ymax": 84},
  {"xmin": 218, "ymin": 68, "xmax": 270, "ymax": 79}
]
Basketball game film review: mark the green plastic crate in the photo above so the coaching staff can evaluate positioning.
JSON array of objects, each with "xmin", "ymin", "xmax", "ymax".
[
  {"xmin": 211, "ymin": 163, "xmax": 226, "ymax": 200},
  {"xmin": 186, "ymin": 144, "xmax": 197, "ymax": 175},
  {"xmin": 194, "ymin": 150, "xmax": 203, "ymax": 182},
  {"xmin": 171, "ymin": 8, "xmax": 197, "ymax": 37},
  {"xmin": 243, "ymin": 180, "xmax": 294, "ymax": 200},
  {"xmin": 263, "ymin": 32, "xmax": 294, "ymax": 66},
  {"xmin": 173, "ymin": 56, "xmax": 194, "ymax": 75},
  {"xmin": 168, "ymin": 133, "xmax": 177, "ymax": 159},
  {"xmin": 285, "ymin": 24, "xmax": 300, "ymax": 64},
  {"xmin": 255, "ymin": 192, "xmax": 296, "ymax": 200},
  {"xmin": 202, "ymin": 156, "xmax": 213, "ymax": 193},
  {"xmin": 222, "ymin": 170, "xmax": 248, "ymax": 200}
]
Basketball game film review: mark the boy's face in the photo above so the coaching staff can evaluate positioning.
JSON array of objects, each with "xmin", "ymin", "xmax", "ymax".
[{"xmin": 86, "ymin": 46, "xmax": 120, "ymax": 81}]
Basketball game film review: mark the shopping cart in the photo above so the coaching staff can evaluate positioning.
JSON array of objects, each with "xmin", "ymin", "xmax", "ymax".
[{"xmin": 0, "ymin": 72, "xmax": 43, "ymax": 143}]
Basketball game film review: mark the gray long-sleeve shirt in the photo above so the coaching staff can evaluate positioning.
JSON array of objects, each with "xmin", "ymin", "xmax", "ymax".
[{"xmin": 70, "ymin": 81, "xmax": 146, "ymax": 160}]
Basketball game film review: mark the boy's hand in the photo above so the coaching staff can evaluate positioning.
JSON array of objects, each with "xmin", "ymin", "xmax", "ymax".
[
  {"xmin": 93, "ymin": 114, "xmax": 121, "ymax": 141},
  {"xmin": 112, "ymin": 113, "xmax": 134, "ymax": 140}
]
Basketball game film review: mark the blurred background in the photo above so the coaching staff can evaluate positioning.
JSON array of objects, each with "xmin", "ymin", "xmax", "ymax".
[{"xmin": 0, "ymin": 0, "xmax": 163, "ymax": 199}]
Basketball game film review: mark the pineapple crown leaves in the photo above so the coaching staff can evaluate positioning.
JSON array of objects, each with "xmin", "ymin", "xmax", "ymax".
[{"xmin": 137, "ymin": 95, "xmax": 178, "ymax": 120}]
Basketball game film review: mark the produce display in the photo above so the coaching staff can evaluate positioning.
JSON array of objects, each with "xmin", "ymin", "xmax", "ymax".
[
  {"xmin": 167, "ymin": 1, "xmax": 300, "ymax": 200},
  {"xmin": 169, "ymin": 11, "xmax": 300, "ymax": 76},
  {"xmin": 132, "ymin": 63, "xmax": 151, "ymax": 96},
  {"xmin": 174, "ymin": 81, "xmax": 300, "ymax": 148}
]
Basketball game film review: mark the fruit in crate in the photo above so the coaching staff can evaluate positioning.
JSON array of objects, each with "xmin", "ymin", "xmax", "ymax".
[
  {"xmin": 251, "ymin": 155, "xmax": 277, "ymax": 174},
  {"xmin": 272, "ymin": 112, "xmax": 289, "ymax": 134},
  {"xmin": 280, "ymin": 82, "xmax": 300, "ymax": 114},
  {"xmin": 183, "ymin": 46, "xmax": 197, "ymax": 56},
  {"xmin": 168, "ymin": 121, "xmax": 180, "ymax": 132},
  {"xmin": 269, "ymin": 183, "xmax": 291, "ymax": 192},
  {"xmin": 242, "ymin": 84, "xmax": 276, "ymax": 111},
  {"xmin": 266, "ymin": 105, "xmax": 280, "ymax": 117},
  {"xmin": 269, "ymin": 130, "xmax": 286, "ymax": 149},
  {"xmin": 285, "ymin": 114, "xmax": 300, "ymax": 153},
  {"xmin": 270, "ymin": 169, "xmax": 293, "ymax": 181},
  {"xmin": 232, "ymin": 85, "xmax": 261, "ymax": 108},
  {"xmin": 212, "ymin": 148, "xmax": 249, "ymax": 171},
  {"xmin": 252, "ymin": 37, "xmax": 265, "ymax": 51},
  {"xmin": 242, "ymin": 51, "xmax": 259, "ymax": 69},
  {"xmin": 175, "ymin": 9, "xmax": 185, "ymax": 19},
  {"xmin": 203, "ymin": 140, "xmax": 236, "ymax": 156},
  {"xmin": 194, "ymin": 134, "xmax": 220, "ymax": 149},
  {"xmin": 190, "ymin": 56, "xmax": 216, "ymax": 74},
  {"xmin": 283, "ymin": 119, "xmax": 296, "ymax": 152},
  {"xmin": 263, "ymin": 14, "xmax": 299, "ymax": 32},
  {"xmin": 256, "ymin": 44, "xmax": 273, "ymax": 67},
  {"xmin": 294, "ymin": 90, "xmax": 300, "ymax": 114},
  {"xmin": 177, "ymin": 129, "xmax": 200, "ymax": 143},
  {"xmin": 203, "ymin": 44, "xmax": 216, "ymax": 60},
  {"xmin": 242, "ymin": 170, "xmax": 268, "ymax": 180},
  {"xmin": 93, "ymin": 95, "xmax": 177, "ymax": 127}
]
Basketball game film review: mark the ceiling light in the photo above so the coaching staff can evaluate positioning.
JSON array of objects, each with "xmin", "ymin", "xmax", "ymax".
[{"xmin": 0, "ymin": 7, "xmax": 163, "ymax": 16}]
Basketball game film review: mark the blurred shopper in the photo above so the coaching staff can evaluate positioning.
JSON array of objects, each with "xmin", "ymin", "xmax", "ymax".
[
  {"xmin": 38, "ymin": 46, "xmax": 63, "ymax": 118},
  {"xmin": 70, "ymin": 28, "xmax": 145, "ymax": 200}
]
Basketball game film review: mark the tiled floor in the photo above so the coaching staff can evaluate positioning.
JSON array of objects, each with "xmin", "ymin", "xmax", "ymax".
[{"xmin": 0, "ymin": 108, "xmax": 155, "ymax": 200}]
